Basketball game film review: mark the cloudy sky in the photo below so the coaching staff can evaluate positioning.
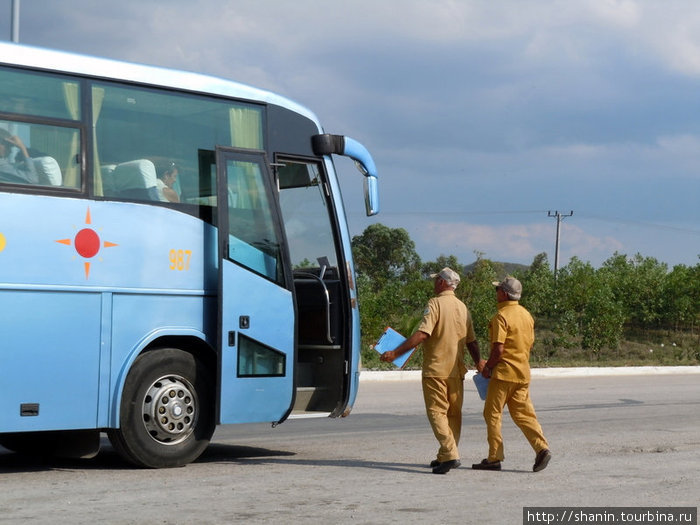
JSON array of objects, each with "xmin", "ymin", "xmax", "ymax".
[{"xmin": 3, "ymin": 0, "xmax": 699, "ymax": 268}]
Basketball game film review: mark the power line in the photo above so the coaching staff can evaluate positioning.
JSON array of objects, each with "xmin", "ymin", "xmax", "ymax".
[
  {"xmin": 347, "ymin": 209, "xmax": 700, "ymax": 237},
  {"xmin": 576, "ymin": 213, "xmax": 700, "ymax": 236}
]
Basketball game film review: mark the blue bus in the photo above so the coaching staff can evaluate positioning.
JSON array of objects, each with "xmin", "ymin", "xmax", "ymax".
[{"xmin": 0, "ymin": 42, "xmax": 379, "ymax": 468}]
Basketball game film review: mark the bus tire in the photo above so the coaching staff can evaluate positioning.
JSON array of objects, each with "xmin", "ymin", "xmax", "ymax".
[{"xmin": 108, "ymin": 348, "xmax": 215, "ymax": 468}]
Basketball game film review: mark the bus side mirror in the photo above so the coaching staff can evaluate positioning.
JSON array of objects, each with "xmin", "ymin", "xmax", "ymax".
[
  {"xmin": 364, "ymin": 175, "xmax": 379, "ymax": 216},
  {"xmin": 312, "ymin": 134, "xmax": 380, "ymax": 217}
]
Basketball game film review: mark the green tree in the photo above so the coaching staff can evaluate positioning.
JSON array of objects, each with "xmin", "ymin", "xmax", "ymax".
[
  {"xmin": 519, "ymin": 252, "xmax": 555, "ymax": 319},
  {"xmin": 554, "ymin": 256, "xmax": 628, "ymax": 355},
  {"xmin": 421, "ymin": 255, "xmax": 464, "ymax": 279},
  {"xmin": 352, "ymin": 224, "xmax": 427, "ymax": 368},
  {"xmin": 580, "ymin": 282, "xmax": 625, "ymax": 356},
  {"xmin": 663, "ymin": 262, "xmax": 700, "ymax": 331},
  {"xmin": 601, "ymin": 253, "xmax": 667, "ymax": 328},
  {"xmin": 555, "ymin": 256, "xmax": 597, "ymax": 320},
  {"xmin": 351, "ymin": 223, "xmax": 421, "ymax": 292}
]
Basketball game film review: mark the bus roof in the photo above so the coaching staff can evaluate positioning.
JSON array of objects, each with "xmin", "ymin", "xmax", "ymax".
[{"xmin": 0, "ymin": 41, "xmax": 322, "ymax": 129}]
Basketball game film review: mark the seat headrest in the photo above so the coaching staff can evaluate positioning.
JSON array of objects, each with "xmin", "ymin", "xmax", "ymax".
[
  {"xmin": 112, "ymin": 159, "xmax": 157, "ymax": 190},
  {"xmin": 33, "ymin": 156, "xmax": 62, "ymax": 186}
]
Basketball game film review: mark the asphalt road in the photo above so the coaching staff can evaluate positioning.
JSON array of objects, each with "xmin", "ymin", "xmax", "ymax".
[{"xmin": 1, "ymin": 370, "xmax": 698, "ymax": 524}]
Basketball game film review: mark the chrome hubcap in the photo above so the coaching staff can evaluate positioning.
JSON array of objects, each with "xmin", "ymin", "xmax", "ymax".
[{"xmin": 142, "ymin": 375, "xmax": 197, "ymax": 445}]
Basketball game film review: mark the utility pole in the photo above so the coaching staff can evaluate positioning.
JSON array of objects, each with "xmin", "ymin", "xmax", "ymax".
[
  {"xmin": 548, "ymin": 210, "xmax": 573, "ymax": 278},
  {"xmin": 11, "ymin": 0, "xmax": 21, "ymax": 42}
]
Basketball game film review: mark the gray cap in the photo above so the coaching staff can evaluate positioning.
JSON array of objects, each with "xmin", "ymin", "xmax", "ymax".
[
  {"xmin": 430, "ymin": 267, "xmax": 461, "ymax": 287},
  {"xmin": 492, "ymin": 276, "xmax": 522, "ymax": 300}
]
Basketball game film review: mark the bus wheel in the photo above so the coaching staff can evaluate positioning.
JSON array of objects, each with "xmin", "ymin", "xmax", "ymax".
[{"xmin": 108, "ymin": 348, "xmax": 215, "ymax": 468}]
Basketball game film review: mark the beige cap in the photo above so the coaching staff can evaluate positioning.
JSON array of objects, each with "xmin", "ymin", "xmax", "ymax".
[
  {"xmin": 430, "ymin": 267, "xmax": 461, "ymax": 287},
  {"xmin": 492, "ymin": 276, "xmax": 522, "ymax": 300}
]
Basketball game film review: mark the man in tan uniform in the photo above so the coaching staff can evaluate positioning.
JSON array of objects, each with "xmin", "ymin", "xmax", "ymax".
[
  {"xmin": 380, "ymin": 267, "xmax": 483, "ymax": 474},
  {"xmin": 472, "ymin": 276, "xmax": 551, "ymax": 472}
]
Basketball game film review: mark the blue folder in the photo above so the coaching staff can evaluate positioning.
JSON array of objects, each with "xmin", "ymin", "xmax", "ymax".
[
  {"xmin": 374, "ymin": 327, "xmax": 416, "ymax": 369},
  {"xmin": 473, "ymin": 373, "xmax": 490, "ymax": 400}
]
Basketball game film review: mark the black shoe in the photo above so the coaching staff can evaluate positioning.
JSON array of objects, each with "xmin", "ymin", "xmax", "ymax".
[
  {"xmin": 432, "ymin": 459, "xmax": 461, "ymax": 474},
  {"xmin": 533, "ymin": 449, "xmax": 551, "ymax": 472},
  {"xmin": 471, "ymin": 458, "xmax": 502, "ymax": 471},
  {"xmin": 429, "ymin": 459, "xmax": 440, "ymax": 468}
]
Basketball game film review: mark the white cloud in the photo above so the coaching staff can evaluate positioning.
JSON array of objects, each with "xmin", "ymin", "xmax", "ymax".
[
  {"xmin": 417, "ymin": 221, "xmax": 539, "ymax": 262},
  {"xmin": 588, "ymin": 0, "xmax": 641, "ymax": 28},
  {"xmin": 656, "ymin": 134, "xmax": 700, "ymax": 154},
  {"xmin": 561, "ymin": 223, "xmax": 624, "ymax": 258},
  {"xmin": 636, "ymin": 6, "xmax": 700, "ymax": 77},
  {"xmin": 412, "ymin": 220, "xmax": 622, "ymax": 266}
]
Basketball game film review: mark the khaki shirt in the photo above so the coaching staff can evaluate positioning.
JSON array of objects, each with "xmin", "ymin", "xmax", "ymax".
[
  {"xmin": 417, "ymin": 290, "xmax": 476, "ymax": 378},
  {"xmin": 489, "ymin": 300, "xmax": 535, "ymax": 383}
]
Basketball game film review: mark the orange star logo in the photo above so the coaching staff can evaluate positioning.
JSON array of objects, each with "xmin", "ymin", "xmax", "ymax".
[{"xmin": 57, "ymin": 207, "xmax": 118, "ymax": 279}]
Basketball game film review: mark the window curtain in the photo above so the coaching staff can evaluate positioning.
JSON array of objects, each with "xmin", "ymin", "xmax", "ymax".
[
  {"xmin": 228, "ymin": 107, "xmax": 263, "ymax": 209},
  {"xmin": 62, "ymin": 82, "xmax": 80, "ymax": 188},
  {"xmin": 91, "ymin": 87, "xmax": 105, "ymax": 196},
  {"xmin": 229, "ymin": 106, "xmax": 262, "ymax": 149}
]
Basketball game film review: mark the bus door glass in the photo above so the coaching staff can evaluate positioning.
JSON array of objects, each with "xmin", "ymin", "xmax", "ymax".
[{"xmin": 216, "ymin": 148, "xmax": 294, "ymax": 424}]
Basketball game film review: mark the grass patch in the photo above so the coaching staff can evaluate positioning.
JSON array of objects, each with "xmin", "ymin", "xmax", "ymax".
[{"xmin": 531, "ymin": 327, "xmax": 699, "ymax": 367}]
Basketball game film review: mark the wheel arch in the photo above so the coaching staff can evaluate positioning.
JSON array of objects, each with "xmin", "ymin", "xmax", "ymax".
[{"xmin": 109, "ymin": 329, "xmax": 216, "ymax": 429}]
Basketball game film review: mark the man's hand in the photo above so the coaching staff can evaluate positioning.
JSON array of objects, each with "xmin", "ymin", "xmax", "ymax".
[
  {"xmin": 380, "ymin": 351, "xmax": 397, "ymax": 362},
  {"xmin": 4, "ymin": 135, "xmax": 30, "ymax": 158},
  {"xmin": 380, "ymin": 331, "xmax": 428, "ymax": 364},
  {"xmin": 482, "ymin": 342, "xmax": 503, "ymax": 378},
  {"xmin": 476, "ymin": 359, "xmax": 487, "ymax": 373}
]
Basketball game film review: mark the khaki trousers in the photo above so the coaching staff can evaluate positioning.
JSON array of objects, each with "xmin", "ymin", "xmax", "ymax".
[
  {"xmin": 483, "ymin": 378, "xmax": 548, "ymax": 462},
  {"xmin": 422, "ymin": 376, "xmax": 464, "ymax": 462}
]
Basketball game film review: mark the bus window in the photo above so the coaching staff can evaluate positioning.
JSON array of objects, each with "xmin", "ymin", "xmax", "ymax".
[
  {"xmin": 278, "ymin": 161, "xmax": 338, "ymax": 273},
  {"xmin": 223, "ymin": 156, "xmax": 283, "ymax": 283},
  {"xmin": 0, "ymin": 119, "xmax": 80, "ymax": 188},
  {"xmin": 92, "ymin": 83, "xmax": 263, "ymax": 206},
  {"xmin": 237, "ymin": 334, "xmax": 286, "ymax": 377},
  {"xmin": 0, "ymin": 67, "xmax": 80, "ymax": 121}
]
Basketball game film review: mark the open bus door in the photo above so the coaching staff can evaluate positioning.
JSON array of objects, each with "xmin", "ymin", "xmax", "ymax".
[{"xmin": 216, "ymin": 148, "xmax": 295, "ymax": 424}]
